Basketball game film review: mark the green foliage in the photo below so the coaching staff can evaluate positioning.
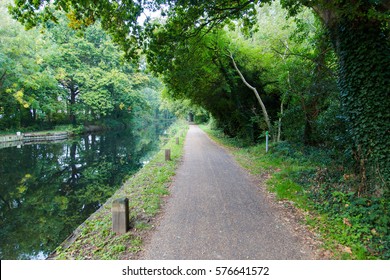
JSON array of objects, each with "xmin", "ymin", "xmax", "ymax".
[
  {"xmin": 0, "ymin": 1, "xmax": 63, "ymax": 129},
  {"xmin": 44, "ymin": 15, "xmax": 151, "ymax": 126},
  {"xmin": 7, "ymin": 0, "xmax": 144, "ymax": 59},
  {"xmin": 160, "ymin": 96, "xmax": 209, "ymax": 124},
  {"xmin": 310, "ymin": 190, "xmax": 390, "ymax": 259},
  {"xmin": 1, "ymin": 3, "xmax": 167, "ymax": 131},
  {"xmin": 246, "ymin": 3, "xmax": 339, "ymax": 146},
  {"xmin": 329, "ymin": 17, "xmax": 390, "ymax": 191},
  {"xmin": 145, "ymin": 2, "xmax": 342, "ymax": 148},
  {"xmin": 148, "ymin": 23, "xmax": 279, "ymax": 141},
  {"xmin": 280, "ymin": 0, "xmax": 390, "ymax": 22}
]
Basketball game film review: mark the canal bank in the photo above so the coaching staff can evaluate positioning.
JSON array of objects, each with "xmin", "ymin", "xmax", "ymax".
[
  {"xmin": 0, "ymin": 131, "xmax": 71, "ymax": 149},
  {"xmin": 51, "ymin": 121, "xmax": 188, "ymax": 260}
]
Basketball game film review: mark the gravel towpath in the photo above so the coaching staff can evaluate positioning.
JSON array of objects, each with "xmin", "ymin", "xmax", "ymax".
[{"xmin": 142, "ymin": 125, "xmax": 314, "ymax": 260}]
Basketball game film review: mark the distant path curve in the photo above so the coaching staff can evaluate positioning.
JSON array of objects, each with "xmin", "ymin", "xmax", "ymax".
[{"xmin": 142, "ymin": 125, "xmax": 314, "ymax": 259}]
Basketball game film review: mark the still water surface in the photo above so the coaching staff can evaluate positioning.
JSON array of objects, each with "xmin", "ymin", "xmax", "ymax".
[{"xmin": 0, "ymin": 123, "xmax": 169, "ymax": 259}]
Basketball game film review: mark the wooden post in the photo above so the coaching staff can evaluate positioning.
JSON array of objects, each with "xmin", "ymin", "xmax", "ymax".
[
  {"xmin": 165, "ymin": 149, "xmax": 171, "ymax": 161},
  {"xmin": 176, "ymin": 137, "xmax": 179, "ymax": 145},
  {"xmin": 112, "ymin": 198, "xmax": 129, "ymax": 234}
]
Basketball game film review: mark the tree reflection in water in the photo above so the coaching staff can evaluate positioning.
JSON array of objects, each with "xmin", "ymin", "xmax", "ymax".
[{"xmin": 0, "ymin": 122, "xmax": 170, "ymax": 259}]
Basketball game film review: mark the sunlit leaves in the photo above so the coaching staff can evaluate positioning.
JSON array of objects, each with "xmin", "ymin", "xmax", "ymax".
[{"xmin": 0, "ymin": 1, "xmax": 62, "ymax": 129}]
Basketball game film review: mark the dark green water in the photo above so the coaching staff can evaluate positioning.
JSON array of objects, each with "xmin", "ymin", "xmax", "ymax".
[{"xmin": 0, "ymin": 123, "xmax": 169, "ymax": 259}]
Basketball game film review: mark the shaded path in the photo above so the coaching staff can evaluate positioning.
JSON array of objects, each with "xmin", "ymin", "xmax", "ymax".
[{"xmin": 142, "ymin": 125, "xmax": 313, "ymax": 259}]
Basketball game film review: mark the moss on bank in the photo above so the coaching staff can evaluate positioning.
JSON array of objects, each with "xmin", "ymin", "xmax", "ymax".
[{"xmin": 52, "ymin": 121, "xmax": 188, "ymax": 260}]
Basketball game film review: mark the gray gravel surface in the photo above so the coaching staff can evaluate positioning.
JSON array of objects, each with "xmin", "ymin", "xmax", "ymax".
[{"xmin": 142, "ymin": 125, "xmax": 314, "ymax": 259}]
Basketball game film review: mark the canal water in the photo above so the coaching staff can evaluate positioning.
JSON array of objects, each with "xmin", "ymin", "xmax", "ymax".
[{"xmin": 0, "ymin": 122, "xmax": 170, "ymax": 259}]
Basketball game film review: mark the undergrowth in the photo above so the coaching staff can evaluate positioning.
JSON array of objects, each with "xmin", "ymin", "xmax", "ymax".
[
  {"xmin": 201, "ymin": 125, "xmax": 389, "ymax": 260},
  {"xmin": 53, "ymin": 120, "xmax": 188, "ymax": 260}
]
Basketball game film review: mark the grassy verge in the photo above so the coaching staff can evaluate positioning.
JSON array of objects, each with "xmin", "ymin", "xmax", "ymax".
[
  {"xmin": 200, "ymin": 125, "xmax": 389, "ymax": 260},
  {"xmin": 53, "ymin": 120, "xmax": 188, "ymax": 260}
]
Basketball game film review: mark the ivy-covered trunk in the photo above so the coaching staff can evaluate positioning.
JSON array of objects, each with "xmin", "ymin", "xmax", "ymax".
[{"xmin": 329, "ymin": 18, "xmax": 390, "ymax": 193}]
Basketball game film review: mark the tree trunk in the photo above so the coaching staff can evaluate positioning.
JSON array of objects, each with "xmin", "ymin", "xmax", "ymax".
[
  {"xmin": 277, "ymin": 98, "xmax": 283, "ymax": 142},
  {"xmin": 229, "ymin": 53, "xmax": 273, "ymax": 138},
  {"xmin": 326, "ymin": 17, "xmax": 390, "ymax": 188},
  {"xmin": 69, "ymin": 85, "xmax": 79, "ymax": 126},
  {"xmin": 32, "ymin": 108, "xmax": 37, "ymax": 121},
  {"xmin": 0, "ymin": 71, "xmax": 6, "ymax": 88},
  {"xmin": 303, "ymin": 116, "xmax": 313, "ymax": 145},
  {"xmin": 68, "ymin": 142, "xmax": 79, "ymax": 186}
]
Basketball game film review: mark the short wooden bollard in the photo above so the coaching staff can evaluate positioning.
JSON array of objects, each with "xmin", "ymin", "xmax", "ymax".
[
  {"xmin": 165, "ymin": 149, "xmax": 171, "ymax": 161},
  {"xmin": 176, "ymin": 137, "xmax": 179, "ymax": 145},
  {"xmin": 112, "ymin": 198, "xmax": 129, "ymax": 234}
]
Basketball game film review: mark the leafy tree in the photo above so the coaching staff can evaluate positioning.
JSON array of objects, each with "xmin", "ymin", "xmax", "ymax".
[
  {"xmin": 45, "ymin": 17, "xmax": 128, "ymax": 125},
  {"xmin": 240, "ymin": 3, "xmax": 339, "ymax": 145},
  {"xmin": 0, "ymin": 1, "xmax": 62, "ymax": 129},
  {"xmin": 1, "ymin": 2, "xmax": 162, "ymax": 130}
]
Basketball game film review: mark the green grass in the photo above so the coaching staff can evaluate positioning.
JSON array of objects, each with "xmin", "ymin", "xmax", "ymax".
[
  {"xmin": 200, "ymin": 125, "xmax": 389, "ymax": 260},
  {"xmin": 53, "ymin": 120, "xmax": 188, "ymax": 260}
]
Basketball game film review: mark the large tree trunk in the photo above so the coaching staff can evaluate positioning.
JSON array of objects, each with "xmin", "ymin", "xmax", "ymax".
[
  {"xmin": 69, "ymin": 84, "xmax": 79, "ymax": 126},
  {"xmin": 321, "ymin": 15, "xmax": 390, "ymax": 190}
]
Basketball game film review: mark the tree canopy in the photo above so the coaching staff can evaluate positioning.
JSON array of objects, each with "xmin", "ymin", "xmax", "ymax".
[
  {"xmin": 1, "ymin": 1, "xmax": 169, "ymax": 130},
  {"xmin": 5, "ymin": 0, "xmax": 390, "ymax": 192}
]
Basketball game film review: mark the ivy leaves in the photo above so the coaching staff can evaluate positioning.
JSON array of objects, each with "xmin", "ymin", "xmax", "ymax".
[{"xmin": 331, "ymin": 18, "xmax": 390, "ymax": 190}]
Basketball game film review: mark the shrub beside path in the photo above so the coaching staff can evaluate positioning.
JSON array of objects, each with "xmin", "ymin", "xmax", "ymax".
[{"xmin": 142, "ymin": 125, "xmax": 316, "ymax": 259}]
